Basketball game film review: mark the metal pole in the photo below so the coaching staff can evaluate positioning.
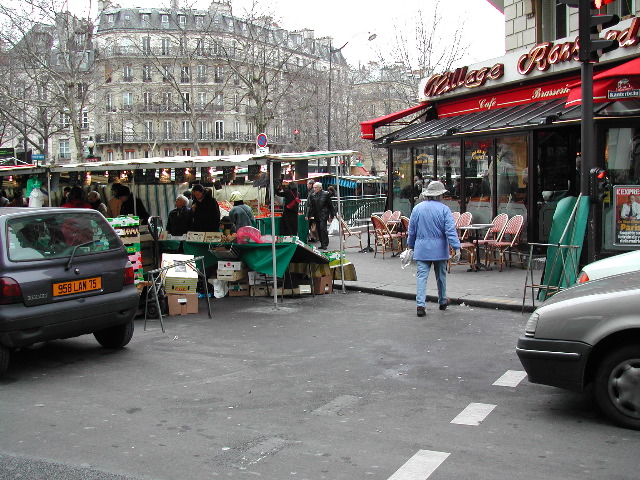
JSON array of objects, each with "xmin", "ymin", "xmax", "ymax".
[
  {"xmin": 327, "ymin": 40, "xmax": 332, "ymax": 152},
  {"xmin": 581, "ymin": 52, "xmax": 597, "ymax": 263},
  {"xmin": 335, "ymin": 157, "xmax": 345, "ymax": 293},
  {"xmin": 268, "ymin": 159, "xmax": 278, "ymax": 308}
]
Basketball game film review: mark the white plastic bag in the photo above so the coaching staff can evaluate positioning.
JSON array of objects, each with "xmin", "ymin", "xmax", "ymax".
[
  {"xmin": 400, "ymin": 248, "xmax": 414, "ymax": 269},
  {"xmin": 213, "ymin": 279, "xmax": 228, "ymax": 298},
  {"xmin": 328, "ymin": 218, "xmax": 340, "ymax": 236}
]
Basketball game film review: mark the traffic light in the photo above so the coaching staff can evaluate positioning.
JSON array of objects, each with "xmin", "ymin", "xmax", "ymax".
[
  {"xmin": 589, "ymin": 167, "xmax": 610, "ymax": 202},
  {"xmin": 559, "ymin": 0, "xmax": 620, "ymax": 62}
]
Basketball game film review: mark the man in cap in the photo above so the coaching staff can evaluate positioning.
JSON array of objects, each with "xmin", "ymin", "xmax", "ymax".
[
  {"xmin": 407, "ymin": 181, "xmax": 460, "ymax": 317},
  {"xmin": 228, "ymin": 190, "xmax": 255, "ymax": 229}
]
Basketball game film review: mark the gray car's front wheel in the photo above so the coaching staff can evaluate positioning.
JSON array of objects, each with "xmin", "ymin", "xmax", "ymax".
[
  {"xmin": 594, "ymin": 345, "xmax": 640, "ymax": 430},
  {"xmin": 93, "ymin": 320, "xmax": 134, "ymax": 349}
]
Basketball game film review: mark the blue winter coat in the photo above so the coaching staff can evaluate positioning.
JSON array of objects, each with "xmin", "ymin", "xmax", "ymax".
[{"xmin": 407, "ymin": 200, "xmax": 460, "ymax": 261}]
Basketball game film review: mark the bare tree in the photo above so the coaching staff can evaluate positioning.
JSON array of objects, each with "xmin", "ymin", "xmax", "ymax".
[{"xmin": 0, "ymin": 0, "xmax": 96, "ymax": 163}]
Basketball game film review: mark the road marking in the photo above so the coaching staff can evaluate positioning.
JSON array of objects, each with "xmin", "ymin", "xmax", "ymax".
[
  {"xmin": 387, "ymin": 449, "xmax": 450, "ymax": 480},
  {"xmin": 493, "ymin": 370, "xmax": 527, "ymax": 387},
  {"xmin": 451, "ymin": 403, "xmax": 496, "ymax": 425}
]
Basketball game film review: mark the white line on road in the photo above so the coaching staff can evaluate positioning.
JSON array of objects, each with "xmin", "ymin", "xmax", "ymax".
[
  {"xmin": 493, "ymin": 370, "xmax": 527, "ymax": 387},
  {"xmin": 451, "ymin": 402, "xmax": 496, "ymax": 426},
  {"xmin": 387, "ymin": 450, "xmax": 450, "ymax": 480}
]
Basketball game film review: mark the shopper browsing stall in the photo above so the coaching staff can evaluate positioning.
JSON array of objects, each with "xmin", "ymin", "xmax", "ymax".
[
  {"xmin": 191, "ymin": 184, "xmax": 220, "ymax": 232},
  {"xmin": 275, "ymin": 181, "xmax": 301, "ymax": 236}
]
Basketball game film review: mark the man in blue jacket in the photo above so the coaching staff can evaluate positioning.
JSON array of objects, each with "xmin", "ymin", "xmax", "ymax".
[{"xmin": 407, "ymin": 181, "xmax": 461, "ymax": 317}]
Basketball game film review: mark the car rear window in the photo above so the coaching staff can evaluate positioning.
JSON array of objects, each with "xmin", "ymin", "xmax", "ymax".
[{"xmin": 6, "ymin": 212, "xmax": 122, "ymax": 261}]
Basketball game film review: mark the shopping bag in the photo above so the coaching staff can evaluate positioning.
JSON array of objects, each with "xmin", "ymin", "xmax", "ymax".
[
  {"xmin": 400, "ymin": 248, "xmax": 414, "ymax": 269},
  {"xmin": 328, "ymin": 218, "xmax": 340, "ymax": 236}
]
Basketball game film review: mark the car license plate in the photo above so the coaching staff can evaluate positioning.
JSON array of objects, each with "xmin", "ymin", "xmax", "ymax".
[{"xmin": 53, "ymin": 277, "xmax": 102, "ymax": 296}]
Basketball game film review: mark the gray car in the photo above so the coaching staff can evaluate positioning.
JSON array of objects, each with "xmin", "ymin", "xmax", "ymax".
[
  {"xmin": 0, "ymin": 207, "xmax": 140, "ymax": 375},
  {"xmin": 517, "ymin": 270, "xmax": 640, "ymax": 429}
]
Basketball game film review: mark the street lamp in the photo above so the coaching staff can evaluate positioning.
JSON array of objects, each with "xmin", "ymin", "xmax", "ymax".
[
  {"xmin": 327, "ymin": 32, "xmax": 376, "ymax": 156},
  {"xmin": 86, "ymin": 136, "xmax": 95, "ymax": 159}
]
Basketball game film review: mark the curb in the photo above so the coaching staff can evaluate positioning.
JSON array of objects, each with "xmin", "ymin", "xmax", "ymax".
[{"xmin": 344, "ymin": 284, "xmax": 536, "ymax": 313}]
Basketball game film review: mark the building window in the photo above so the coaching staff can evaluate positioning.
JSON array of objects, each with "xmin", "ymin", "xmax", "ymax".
[
  {"xmin": 234, "ymin": 149, "xmax": 241, "ymax": 155},
  {"xmin": 212, "ymin": 41, "xmax": 221, "ymax": 55},
  {"xmin": 105, "ymin": 94, "xmax": 114, "ymax": 112},
  {"xmin": 107, "ymin": 150, "xmax": 114, "ymax": 162},
  {"xmin": 143, "ymin": 92, "xmax": 152, "ymax": 108},
  {"xmin": 181, "ymin": 65, "xmax": 190, "ymax": 83},
  {"xmin": 215, "ymin": 149, "xmax": 225, "ymax": 156},
  {"xmin": 541, "ymin": 0, "xmax": 568, "ymax": 42},
  {"xmin": 123, "ymin": 64, "xmax": 133, "ymax": 82},
  {"xmin": 215, "ymin": 120, "xmax": 224, "ymax": 140},
  {"xmin": 234, "ymin": 121, "xmax": 240, "ymax": 139},
  {"xmin": 195, "ymin": 38, "xmax": 204, "ymax": 55},
  {"xmin": 178, "ymin": 15, "xmax": 186, "ymax": 26},
  {"xmin": 197, "ymin": 92, "xmax": 206, "ymax": 107},
  {"xmin": 164, "ymin": 148, "xmax": 173, "ymax": 157},
  {"xmin": 195, "ymin": 15, "xmax": 204, "ymax": 28},
  {"xmin": 182, "ymin": 149, "xmax": 191, "ymax": 156},
  {"xmin": 106, "ymin": 122, "xmax": 113, "ymax": 139},
  {"xmin": 233, "ymin": 93, "xmax": 239, "ymax": 112},
  {"xmin": 198, "ymin": 120, "xmax": 207, "ymax": 140},
  {"xmin": 80, "ymin": 110, "xmax": 89, "ymax": 130},
  {"xmin": 125, "ymin": 150, "xmax": 135, "ymax": 160},
  {"xmin": 59, "ymin": 139, "xmax": 70, "ymax": 159},
  {"xmin": 234, "ymin": 73, "xmax": 240, "ymax": 86},
  {"xmin": 76, "ymin": 83, "xmax": 87, "ymax": 99},
  {"xmin": 59, "ymin": 111, "xmax": 70, "ymax": 128},
  {"xmin": 161, "ymin": 37, "xmax": 170, "ymax": 55},
  {"xmin": 197, "ymin": 64, "xmax": 207, "ymax": 82},
  {"xmin": 161, "ymin": 14, "xmax": 169, "ymax": 23},
  {"xmin": 142, "ymin": 36, "xmax": 151, "ymax": 54},
  {"xmin": 162, "ymin": 65, "xmax": 171, "ymax": 82},
  {"xmin": 123, "ymin": 92, "xmax": 133, "ymax": 110},
  {"xmin": 214, "ymin": 65, "xmax": 224, "ymax": 83},
  {"xmin": 163, "ymin": 92, "xmax": 172, "ymax": 108},
  {"xmin": 179, "ymin": 38, "xmax": 186, "ymax": 55},
  {"xmin": 182, "ymin": 92, "xmax": 190, "ymax": 111},
  {"xmin": 141, "ymin": 13, "xmax": 150, "ymax": 22},
  {"xmin": 163, "ymin": 121, "xmax": 172, "ymax": 140},
  {"xmin": 247, "ymin": 122, "xmax": 253, "ymax": 136},
  {"xmin": 107, "ymin": 14, "xmax": 114, "ymax": 23},
  {"xmin": 214, "ymin": 93, "xmax": 223, "ymax": 110},
  {"xmin": 143, "ymin": 64, "xmax": 152, "ymax": 82},
  {"xmin": 144, "ymin": 121, "xmax": 153, "ymax": 140}
]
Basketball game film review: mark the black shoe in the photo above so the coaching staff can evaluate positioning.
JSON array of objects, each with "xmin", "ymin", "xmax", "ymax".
[
  {"xmin": 417, "ymin": 307, "xmax": 426, "ymax": 317},
  {"xmin": 439, "ymin": 300, "xmax": 451, "ymax": 311},
  {"xmin": 319, "ymin": 246, "xmax": 328, "ymax": 250}
]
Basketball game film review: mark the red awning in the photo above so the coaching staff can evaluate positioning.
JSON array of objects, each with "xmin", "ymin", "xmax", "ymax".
[
  {"xmin": 360, "ymin": 103, "xmax": 430, "ymax": 140},
  {"xmin": 566, "ymin": 57, "xmax": 640, "ymax": 107}
]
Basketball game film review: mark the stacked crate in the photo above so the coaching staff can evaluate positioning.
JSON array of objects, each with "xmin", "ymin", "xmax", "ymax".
[{"xmin": 109, "ymin": 216, "xmax": 143, "ymax": 284}]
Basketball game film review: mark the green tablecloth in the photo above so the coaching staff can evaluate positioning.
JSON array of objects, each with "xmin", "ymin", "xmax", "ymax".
[
  {"xmin": 232, "ymin": 243, "xmax": 298, "ymax": 277},
  {"xmin": 254, "ymin": 215, "xmax": 308, "ymax": 240}
]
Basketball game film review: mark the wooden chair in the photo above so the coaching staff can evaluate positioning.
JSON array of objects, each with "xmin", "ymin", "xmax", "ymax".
[
  {"xmin": 485, "ymin": 215, "xmax": 525, "ymax": 271},
  {"xmin": 398, "ymin": 215, "xmax": 410, "ymax": 249},
  {"xmin": 371, "ymin": 214, "xmax": 402, "ymax": 259},
  {"xmin": 337, "ymin": 214, "xmax": 364, "ymax": 250}
]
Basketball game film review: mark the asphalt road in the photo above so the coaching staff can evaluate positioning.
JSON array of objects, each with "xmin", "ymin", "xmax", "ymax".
[{"xmin": 1, "ymin": 292, "xmax": 639, "ymax": 480}]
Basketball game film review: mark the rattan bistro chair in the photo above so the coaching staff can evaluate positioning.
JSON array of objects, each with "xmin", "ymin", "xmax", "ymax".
[
  {"xmin": 371, "ymin": 214, "xmax": 403, "ymax": 259},
  {"xmin": 337, "ymin": 214, "xmax": 364, "ymax": 250},
  {"xmin": 485, "ymin": 214, "xmax": 525, "ymax": 271}
]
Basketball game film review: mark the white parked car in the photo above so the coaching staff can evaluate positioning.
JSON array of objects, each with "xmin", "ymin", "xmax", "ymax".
[{"xmin": 576, "ymin": 250, "xmax": 640, "ymax": 284}]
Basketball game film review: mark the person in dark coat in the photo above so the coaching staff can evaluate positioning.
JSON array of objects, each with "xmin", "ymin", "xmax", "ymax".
[
  {"xmin": 166, "ymin": 195, "xmax": 192, "ymax": 236},
  {"xmin": 60, "ymin": 186, "xmax": 91, "ymax": 209},
  {"xmin": 306, "ymin": 182, "xmax": 336, "ymax": 250},
  {"xmin": 190, "ymin": 184, "xmax": 220, "ymax": 232},
  {"xmin": 305, "ymin": 179, "xmax": 317, "ymax": 242},
  {"xmin": 117, "ymin": 185, "xmax": 150, "ymax": 225},
  {"xmin": 275, "ymin": 181, "xmax": 300, "ymax": 236}
]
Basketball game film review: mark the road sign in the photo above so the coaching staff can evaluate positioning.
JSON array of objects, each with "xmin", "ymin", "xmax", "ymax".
[
  {"xmin": 256, "ymin": 133, "xmax": 268, "ymax": 148},
  {"xmin": 32, "ymin": 154, "xmax": 45, "ymax": 161},
  {"xmin": 257, "ymin": 147, "xmax": 269, "ymax": 155}
]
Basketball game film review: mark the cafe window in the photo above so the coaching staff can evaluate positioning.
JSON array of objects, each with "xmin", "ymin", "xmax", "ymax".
[{"xmin": 392, "ymin": 148, "xmax": 413, "ymax": 216}]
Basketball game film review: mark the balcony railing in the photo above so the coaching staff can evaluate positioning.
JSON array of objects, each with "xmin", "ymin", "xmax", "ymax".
[{"xmin": 95, "ymin": 132, "xmax": 287, "ymax": 144}]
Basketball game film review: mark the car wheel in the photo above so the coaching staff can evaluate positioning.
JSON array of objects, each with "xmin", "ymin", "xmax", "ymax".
[
  {"xmin": 93, "ymin": 321, "xmax": 135, "ymax": 349},
  {"xmin": 0, "ymin": 344, "xmax": 9, "ymax": 375},
  {"xmin": 594, "ymin": 345, "xmax": 640, "ymax": 430}
]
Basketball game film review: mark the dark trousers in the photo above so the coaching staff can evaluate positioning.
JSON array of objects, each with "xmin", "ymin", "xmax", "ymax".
[{"xmin": 315, "ymin": 218, "xmax": 329, "ymax": 247}]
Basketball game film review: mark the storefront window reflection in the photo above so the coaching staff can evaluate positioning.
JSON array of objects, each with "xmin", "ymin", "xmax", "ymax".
[
  {"xmin": 496, "ymin": 136, "xmax": 528, "ymax": 240},
  {"xmin": 603, "ymin": 127, "xmax": 640, "ymax": 250},
  {"xmin": 437, "ymin": 142, "xmax": 460, "ymax": 213},
  {"xmin": 392, "ymin": 148, "xmax": 413, "ymax": 215},
  {"xmin": 463, "ymin": 140, "xmax": 492, "ymax": 223}
]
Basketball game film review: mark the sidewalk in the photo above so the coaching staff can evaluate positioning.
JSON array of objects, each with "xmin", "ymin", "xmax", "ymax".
[{"xmin": 323, "ymin": 234, "xmax": 538, "ymax": 313}]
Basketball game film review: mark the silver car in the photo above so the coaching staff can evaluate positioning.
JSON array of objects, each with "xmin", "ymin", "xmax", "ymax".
[
  {"xmin": 517, "ymin": 271, "xmax": 640, "ymax": 429},
  {"xmin": 0, "ymin": 208, "xmax": 140, "ymax": 375}
]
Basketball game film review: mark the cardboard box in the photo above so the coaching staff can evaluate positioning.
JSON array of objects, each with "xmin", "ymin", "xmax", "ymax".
[
  {"xmin": 162, "ymin": 254, "xmax": 199, "ymax": 293},
  {"xmin": 228, "ymin": 282, "xmax": 250, "ymax": 296},
  {"xmin": 250, "ymin": 285, "xmax": 300, "ymax": 297},
  {"xmin": 217, "ymin": 268, "xmax": 249, "ymax": 282},
  {"xmin": 186, "ymin": 231, "xmax": 206, "ymax": 242},
  {"xmin": 167, "ymin": 293, "xmax": 198, "ymax": 315},
  {"xmin": 218, "ymin": 260, "xmax": 245, "ymax": 270},
  {"xmin": 204, "ymin": 232, "xmax": 224, "ymax": 243},
  {"xmin": 313, "ymin": 275, "xmax": 333, "ymax": 294}
]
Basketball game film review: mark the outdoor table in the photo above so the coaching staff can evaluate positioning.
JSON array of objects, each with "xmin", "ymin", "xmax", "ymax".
[
  {"xmin": 233, "ymin": 242, "xmax": 328, "ymax": 277},
  {"xmin": 458, "ymin": 224, "xmax": 494, "ymax": 272},
  {"xmin": 353, "ymin": 218, "xmax": 374, "ymax": 252},
  {"xmin": 254, "ymin": 215, "xmax": 309, "ymax": 240}
]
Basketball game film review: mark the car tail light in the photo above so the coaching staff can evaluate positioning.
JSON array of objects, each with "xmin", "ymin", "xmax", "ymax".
[
  {"xmin": 0, "ymin": 277, "xmax": 23, "ymax": 304},
  {"xmin": 577, "ymin": 271, "xmax": 590, "ymax": 284},
  {"xmin": 123, "ymin": 265, "xmax": 135, "ymax": 286}
]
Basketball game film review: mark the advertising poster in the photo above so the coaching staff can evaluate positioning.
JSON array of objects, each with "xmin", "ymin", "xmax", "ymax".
[{"xmin": 615, "ymin": 185, "xmax": 640, "ymax": 246}]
